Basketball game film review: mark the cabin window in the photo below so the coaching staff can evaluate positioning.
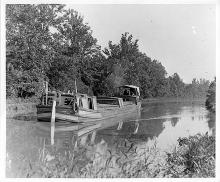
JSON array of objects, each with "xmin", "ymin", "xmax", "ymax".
[
  {"xmin": 42, "ymin": 95, "xmax": 51, "ymax": 105},
  {"xmin": 88, "ymin": 97, "xmax": 93, "ymax": 109},
  {"xmin": 43, "ymin": 97, "xmax": 53, "ymax": 105},
  {"xmin": 123, "ymin": 89, "xmax": 130, "ymax": 96},
  {"xmin": 130, "ymin": 89, "xmax": 136, "ymax": 96},
  {"xmin": 64, "ymin": 97, "xmax": 72, "ymax": 105}
]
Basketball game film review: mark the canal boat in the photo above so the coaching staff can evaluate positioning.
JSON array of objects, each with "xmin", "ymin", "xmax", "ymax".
[{"xmin": 36, "ymin": 85, "xmax": 141, "ymax": 124}]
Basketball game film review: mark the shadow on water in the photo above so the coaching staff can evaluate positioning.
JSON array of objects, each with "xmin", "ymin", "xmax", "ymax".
[{"xmin": 171, "ymin": 117, "xmax": 179, "ymax": 127}]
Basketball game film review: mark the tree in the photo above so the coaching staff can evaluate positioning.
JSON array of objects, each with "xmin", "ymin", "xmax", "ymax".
[
  {"xmin": 7, "ymin": 5, "xmax": 211, "ymax": 100},
  {"xmin": 48, "ymin": 8, "xmax": 101, "ymax": 94},
  {"xmin": 102, "ymin": 32, "xmax": 140, "ymax": 95},
  {"xmin": 102, "ymin": 32, "xmax": 171, "ymax": 98},
  {"xmin": 182, "ymin": 78, "xmax": 210, "ymax": 99},
  {"xmin": 205, "ymin": 78, "xmax": 216, "ymax": 113},
  {"xmin": 168, "ymin": 73, "xmax": 185, "ymax": 97},
  {"xmin": 6, "ymin": 4, "xmax": 65, "ymax": 97}
]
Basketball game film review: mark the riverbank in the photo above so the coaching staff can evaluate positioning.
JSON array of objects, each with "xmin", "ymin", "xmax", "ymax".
[{"xmin": 6, "ymin": 97, "xmax": 39, "ymax": 119}]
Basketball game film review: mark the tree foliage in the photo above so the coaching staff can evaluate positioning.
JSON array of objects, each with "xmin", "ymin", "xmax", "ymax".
[
  {"xmin": 6, "ymin": 4, "xmax": 213, "ymax": 99},
  {"xmin": 6, "ymin": 4, "xmax": 65, "ymax": 97},
  {"xmin": 205, "ymin": 78, "xmax": 216, "ymax": 112}
]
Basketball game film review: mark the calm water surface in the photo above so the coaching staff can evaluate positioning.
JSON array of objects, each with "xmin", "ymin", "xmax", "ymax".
[
  {"xmin": 94, "ymin": 101, "xmax": 215, "ymax": 150},
  {"xmin": 30, "ymin": 101, "xmax": 215, "ymax": 152},
  {"xmin": 6, "ymin": 100, "xmax": 215, "ymax": 176}
]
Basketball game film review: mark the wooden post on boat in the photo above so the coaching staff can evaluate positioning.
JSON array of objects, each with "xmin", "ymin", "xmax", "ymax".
[
  {"xmin": 45, "ymin": 81, "xmax": 48, "ymax": 105},
  {"xmin": 51, "ymin": 100, "xmax": 56, "ymax": 145},
  {"xmin": 75, "ymin": 79, "xmax": 77, "ymax": 93},
  {"xmin": 92, "ymin": 96, "xmax": 98, "ymax": 110},
  {"xmin": 118, "ymin": 98, "xmax": 124, "ymax": 108},
  {"xmin": 117, "ymin": 120, "xmax": 123, "ymax": 130}
]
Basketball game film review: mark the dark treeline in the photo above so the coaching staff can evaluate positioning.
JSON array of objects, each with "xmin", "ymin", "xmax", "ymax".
[
  {"xmin": 205, "ymin": 78, "xmax": 216, "ymax": 113},
  {"xmin": 6, "ymin": 4, "xmax": 213, "ymax": 99}
]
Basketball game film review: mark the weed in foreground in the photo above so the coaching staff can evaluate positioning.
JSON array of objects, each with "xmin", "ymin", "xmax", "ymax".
[
  {"xmin": 6, "ymin": 133, "xmax": 215, "ymax": 178},
  {"xmin": 163, "ymin": 133, "xmax": 215, "ymax": 177}
]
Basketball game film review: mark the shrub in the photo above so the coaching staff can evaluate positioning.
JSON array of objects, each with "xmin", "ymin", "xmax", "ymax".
[
  {"xmin": 205, "ymin": 78, "xmax": 216, "ymax": 113},
  {"xmin": 164, "ymin": 133, "xmax": 215, "ymax": 177}
]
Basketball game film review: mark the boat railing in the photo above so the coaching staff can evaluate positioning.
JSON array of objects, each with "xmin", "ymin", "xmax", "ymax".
[
  {"xmin": 121, "ymin": 95, "xmax": 139, "ymax": 104},
  {"xmin": 97, "ymin": 97, "xmax": 124, "ymax": 108}
]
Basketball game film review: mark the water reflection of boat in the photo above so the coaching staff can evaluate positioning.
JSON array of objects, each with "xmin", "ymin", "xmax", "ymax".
[
  {"xmin": 35, "ymin": 123, "xmax": 101, "ymax": 150},
  {"xmin": 98, "ymin": 119, "xmax": 166, "ymax": 141},
  {"xmin": 35, "ymin": 102, "xmax": 141, "ymax": 149}
]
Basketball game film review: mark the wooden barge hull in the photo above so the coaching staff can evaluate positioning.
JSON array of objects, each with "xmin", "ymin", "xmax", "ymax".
[
  {"xmin": 37, "ymin": 105, "xmax": 102, "ymax": 122},
  {"xmin": 37, "ymin": 102, "xmax": 141, "ymax": 123}
]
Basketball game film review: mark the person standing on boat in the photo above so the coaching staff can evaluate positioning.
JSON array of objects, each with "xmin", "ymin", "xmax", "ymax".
[{"xmin": 123, "ymin": 89, "xmax": 129, "ymax": 96}]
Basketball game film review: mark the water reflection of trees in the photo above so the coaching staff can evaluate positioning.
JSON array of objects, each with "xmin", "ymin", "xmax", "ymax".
[
  {"xmin": 98, "ymin": 119, "xmax": 165, "ymax": 143},
  {"xmin": 141, "ymin": 102, "xmax": 184, "ymax": 119},
  {"xmin": 206, "ymin": 112, "xmax": 215, "ymax": 136},
  {"xmin": 171, "ymin": 117, "xmax": 179, "ymax": 127}
]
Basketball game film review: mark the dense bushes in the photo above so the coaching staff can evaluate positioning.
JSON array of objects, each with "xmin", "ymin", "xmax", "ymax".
[
  {"xmin": 165, "ymin": 133, "xmax": 215, "ymax": 177},
  {"xmin": 205, "ymin": 78, "xmax": 216, "ymax": 113}
]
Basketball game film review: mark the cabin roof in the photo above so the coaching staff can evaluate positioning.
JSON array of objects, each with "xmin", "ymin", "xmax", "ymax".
[
  {"xmin": 119, "ymin": 85, "xmax": 140, "ymax": 96},
  {"xmin": 120, "ymin": 85, "xmax": 139, "ymax": 89}
]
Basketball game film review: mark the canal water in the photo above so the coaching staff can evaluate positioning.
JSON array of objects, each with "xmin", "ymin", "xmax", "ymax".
[
  {"xmin": 92, "ymin": 100, "xmax": 215, "ymax": 151},
  {"xmin": 6, "ymin": 100, "xmax": 215, "ymax": 177}
]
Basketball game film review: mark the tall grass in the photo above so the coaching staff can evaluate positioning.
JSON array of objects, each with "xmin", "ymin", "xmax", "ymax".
[{"xmin": 8, "ymin": 133, "xmax": 214, "ymax": 178}]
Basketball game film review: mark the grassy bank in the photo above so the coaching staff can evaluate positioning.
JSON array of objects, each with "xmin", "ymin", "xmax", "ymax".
[{"xmin": 6, "ymin": 97, "xmax": 39, "ymax": 119}]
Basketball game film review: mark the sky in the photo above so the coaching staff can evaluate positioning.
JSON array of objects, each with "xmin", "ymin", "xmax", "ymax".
[{"xmin": 67, "ymin": 4, "xmax": 216, "ymax": 83}]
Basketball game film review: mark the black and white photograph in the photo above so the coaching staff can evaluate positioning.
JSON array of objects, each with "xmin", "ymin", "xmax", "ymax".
[{"xmin": 0, "ymin": 1, "xmax": 218, "ymax": 179}]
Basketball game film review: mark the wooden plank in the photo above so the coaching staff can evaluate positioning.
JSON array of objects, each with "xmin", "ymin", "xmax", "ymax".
[
  {"xmin": 55, "ymin": 125, "xmax": 79, "ymax": 132},
  {"xmin": 45, "ymin": 81, "xmax": 48, "ymax": 105},
  {"xmin": 51, "ymin": 100, "xmax": 56, "ymax": 145},
  {"xmin": 79, "ymin": 104, "xmax": 140, "ymax": 123},
  {"xmin": 56, "ymin": 113, "xmax": 79, "ymax": 122}
]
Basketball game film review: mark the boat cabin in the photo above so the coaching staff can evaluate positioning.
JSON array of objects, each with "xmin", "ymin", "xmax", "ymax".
[
  {"xmin": 116, "ymin": 85, "xmax": 140, "ymax": 104},
  {"xmin": 118, "ymin": 85, "xmax": 140, "ymax": 97},
  {"xmin": 40, "ymin": 91, "xmax": 98, "ymax": 111}
]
